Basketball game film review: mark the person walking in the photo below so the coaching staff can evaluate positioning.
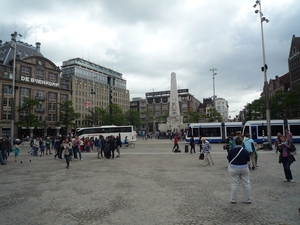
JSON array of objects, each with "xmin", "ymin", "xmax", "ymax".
[
  {"xmin": 201, "ymin": 137, "xmax": 211, "ymax": 166},
  {"xmin": 13, "ymin": 144, "xmax": 20, "ymax": 162},
  {"xmin": 45, "ymin": 137, "xmax": 52, "ymax": 155},
  {"xmin": 172, "ymin": 134, "xmax": 179, "ymax": 152},
  {"xmin": 227, "ymin": 136, "xmax": 251, "ymax": 204},
  {"xmin": 108, "ymin": 136, "xmax": 116, "ymax": 159},
  {"xmin": 278, "ymin": 135, "xmax": 296, "ymax": 183},
  {"xmin": 116, "ymin": 136, "xmax": 122, "ymax": 158},
  {"xmin": 190, "ymin": 135, "xmax": 195, "ymax": 154},
  {"xmin": 61, "ymin": 137, "xmax": 72, "ymax": 169},
  {"xmin": 243, "ymin": 133, "xmax": 256, "ymax": 170},
  {"xmin": 72, "ymin": 136, "xmax": 82, "ymax": 160}
]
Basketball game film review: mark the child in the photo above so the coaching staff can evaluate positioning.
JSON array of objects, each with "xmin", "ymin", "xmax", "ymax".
[
  {"xmin": 13, "ymin": 144, "xmax": 20, "ymax": 162},
  {"xmin": 40, "ymin": 143, "xmax": 45, "ymax": 156}
]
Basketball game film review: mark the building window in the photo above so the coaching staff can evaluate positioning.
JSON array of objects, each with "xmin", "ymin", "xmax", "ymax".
[
  {"xmin": 60, "ymin": 94, "xmax": 68, "ymax": 102},
  {"xmin": 49, "ymin": 73, "xmax": 57, "ymax": 82},
  {"xmin": 49, "ymin": 92, "xmax": 57, "ymax": 101},
  {"xmin": 35, "ymin": 90, "xmax": 44, "ymax": 100},
  {"xmin": 3, "ymin": 98, "xmax": 12, "ymax": 107},
  {"xmin": 48, "ymin": 114, "xmax": 56, "ymax": 122},
  {"xmin": 36, "ymin": 69, "xmax": 44, "ymax": 79},
  {"xmin": 2, "ymin": 111, "xmax": 11, "ymax": 120},
  {"xmin": 3, "ymin": 85, "xmax": 13, "ymax": 95},
  {"xmin": 21, "ymin": 87, "xmax": 30, "ymax": 97},
  {"xmin": 49, "ymin": 103, "xmax": 56, "ymax": 111},
  {"xmin": 21, "ymin": 66, "xmax": 31, "ymax": 76}
]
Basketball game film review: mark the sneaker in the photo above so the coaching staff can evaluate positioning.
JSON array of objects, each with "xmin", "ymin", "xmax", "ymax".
[
  {"xmin": 75, "ymin": 158, "xmax": 78, "ymax": 160},
  {"xmin": 245, "ymin": 201, "xmax": 252, "ymax": 204},
  {"xmin": 284, "ymin": 179, "xmax": 289, "ymax": 182},
  {"xmin": 230, "ymin": 200, "xmax": 236, "ymax": 204},
  {"xmin": 289, "ymin": 180, "xmax": 295, "ymax": 183},
  {"xmin": 252, "ymin": 166, "xmax": 255, "ymax": 170}
]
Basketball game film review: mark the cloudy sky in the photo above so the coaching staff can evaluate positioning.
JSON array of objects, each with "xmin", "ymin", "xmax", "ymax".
[{"xmin": 1, "ymin": 0, "xmax": 299, "ymax": 118}]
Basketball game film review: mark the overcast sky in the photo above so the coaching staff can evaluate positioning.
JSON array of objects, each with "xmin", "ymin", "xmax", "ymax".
[{"xmin": 1, "ymin": 0, "xmax": 299, "ymax": 118}]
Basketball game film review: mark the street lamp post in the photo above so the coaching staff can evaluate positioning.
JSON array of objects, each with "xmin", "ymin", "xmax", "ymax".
[
  {"xmin": 91, "ymin": 86, "xmax": 96, "ymax": 126},
  {"xmin": 253, "ymin": 0, "xmax": 272, "ymax": 148},
  {"xmin": 210, "ymin": 68, "xmax": 217, "ymax": 121},
  {"xmin": 10, "ymin": 31, "xmax": 20, "ymax": 147}
]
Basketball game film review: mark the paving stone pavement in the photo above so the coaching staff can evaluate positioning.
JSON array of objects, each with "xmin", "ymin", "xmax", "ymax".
[{"xmin": 1, "ymin": 139, "xmax": 300, "ymax": 225}]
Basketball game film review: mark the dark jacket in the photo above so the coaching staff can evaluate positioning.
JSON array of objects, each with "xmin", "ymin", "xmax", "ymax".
[{"xmin": 227, "ymin": 145, "xmax": 250, "ymax": 165}]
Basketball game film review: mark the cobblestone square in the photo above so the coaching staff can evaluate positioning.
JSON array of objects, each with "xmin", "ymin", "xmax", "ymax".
[{"xmin": 1, "ymin": 139, "xmax": 299, "ymax": 225}]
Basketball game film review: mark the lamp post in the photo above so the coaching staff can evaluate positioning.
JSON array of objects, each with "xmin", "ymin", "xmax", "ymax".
[
  {"xmin": 210, "ymin": 68, "xmax": 217, "ymax": 121},
  {"xmin": 10, "ymin": 31, "xmax": 20, "ymax": 146},
  {"xmin": 91, "ymin": 86, "xmax": 96, "ymax": 126},
  {"xmin": 253, "ymin": 0, "xmax": 272, "ymax": 147}
]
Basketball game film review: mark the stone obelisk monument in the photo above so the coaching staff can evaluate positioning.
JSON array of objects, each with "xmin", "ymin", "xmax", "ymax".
[{"xmin": 167, "ymin": 72, "xmax": 183, "ymax": 131}]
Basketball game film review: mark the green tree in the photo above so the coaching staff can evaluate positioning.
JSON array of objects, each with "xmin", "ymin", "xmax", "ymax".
[
  {"xmin": 105, "ymin": 103, "xmax": 125, "ymax": 125},
  {"xmin": 185, "ymin": 110, "xmax": 200, "ymax": 123},
  {"xmin": 124, "ymin": 109, "xmax": 142, "ymax": 126},
  {"xmin": 58, "ymin": 100, "xmax": 80, "ymax": 132},
  {"xmin": 86, "ymin": 106, "xmax": 107, "ymax": 126},
  {"xmin": 206, "ymin": 107, "xmax": 222, "ymax": 122},
  {"xmin": 16, "ymin": 97, "xmax": 43, "ymax": 129},
  {"xmin": 246, "ymin": 98, "xmax": 265, "ymax": 121},
  {"xmin": 140, "ymin": 108, "xmax": 154, "ymax": 133}
]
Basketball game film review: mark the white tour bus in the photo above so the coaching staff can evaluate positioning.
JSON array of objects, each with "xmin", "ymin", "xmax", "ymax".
[{"xmin": 76, "ymin": 125, "xmax": 137, "ymax": 141}]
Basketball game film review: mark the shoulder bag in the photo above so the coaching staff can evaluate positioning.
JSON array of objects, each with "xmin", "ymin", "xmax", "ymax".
[{"xmin": 229, "ymin": 147, "xmax": 243, "ymax": 164}]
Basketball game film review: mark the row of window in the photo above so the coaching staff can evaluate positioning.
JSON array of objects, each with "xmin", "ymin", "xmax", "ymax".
[{"xmin": 21, "ymin": 66, "xmax": 58, "ymax": 82}]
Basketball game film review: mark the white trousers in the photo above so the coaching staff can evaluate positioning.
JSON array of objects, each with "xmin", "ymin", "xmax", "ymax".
[{"xmin": 228, "ymin": 165, "xmax": 251, "ymax": 202}]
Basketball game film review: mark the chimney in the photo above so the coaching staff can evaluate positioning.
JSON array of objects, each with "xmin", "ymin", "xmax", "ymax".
[{"xmin": 36, "ymin": 42, "xmax": 41, "ymax": 53}]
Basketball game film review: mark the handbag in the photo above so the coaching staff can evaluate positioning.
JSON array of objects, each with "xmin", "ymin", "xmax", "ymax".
[{"xmin": 199, "ymin": 153, "xmax": 204, "ymax": 160}]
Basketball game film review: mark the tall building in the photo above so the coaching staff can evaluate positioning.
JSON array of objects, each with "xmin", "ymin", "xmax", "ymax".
[
  {"xmin": 215, "ymin": 97, "xmax": 229, "ymax": 121},
  {"xmin": 288, "ymin": 35, "xmax": 300, "ymax": 91},
  {"xmin": 0, "ymin": 34, "xmax": 71, "ymax": 138},
  {"xmin": 144, "ymin": 89, "xmax": 200, "ymax": 131},
  {"xmin": 130, "ymin": 97, "xmax": 147, "ymax": 131},
  {"xmin": 61, "ymin": 58, "xmax": 129, "ymax": 127}
]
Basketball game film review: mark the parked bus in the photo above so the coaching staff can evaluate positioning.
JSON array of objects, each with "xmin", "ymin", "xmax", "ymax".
[
  {"xmin": 76, "ymin": 125, "xmax": 137, "ymax": 141},
  {"xmin": 242, "ymin": 120, "xmax": 300, "ymax": 143},
  {"xmin": 186, "ymin": 122, "xmax": 243, "ymax": 143}
]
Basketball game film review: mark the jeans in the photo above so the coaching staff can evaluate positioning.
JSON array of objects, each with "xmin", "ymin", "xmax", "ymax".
[
  {"xmin": 73, "ymin": 146, "xmax": 82, "ymax": 160},
  {"xmin": 228, "ymin": 165, "xmax": 251, "ymax": 202},
  {"xmin": 0, "ymin": 152, "xmax": 4, "ymax": 164},
  {"xmin": 281, "ymin": 156, "xmax": 293, "ymax": 180},
  {"xmin": 33, "ymin": 147, "xmax": 38, "ymax": 156},
  {"xmin": 65, "ymin": 154, "xmax": 70, "ymax": 167}
]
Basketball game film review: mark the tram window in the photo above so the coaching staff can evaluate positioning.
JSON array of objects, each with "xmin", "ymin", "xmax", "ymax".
[
  {"xmin": 243, "ymin": 126, "xmax": 249, "ymax": 136},
  {"xmin": 290, "ymin": 125, "xmax": 300, "ymax": 136},
  {"xmin": 226, "ymin": 127, "xmax": 242, "ymax": 136},
  {"xmin": 187, "ymin": 127, "xmax": 192, "ymax": 137},
  {"xmin": 257, "ymin": 126, "xmax": 267, "ymax": 136},
  {"xmin": 192, "ymin": 128, "xmax": 199, "ymax": 137},
  {"xmin": 201, "ymin": 127, "xmax": 221, "ymax": 137},
  {"xmin": 271, "ymin": 125, "xmax": 284, "ymax": 136}
]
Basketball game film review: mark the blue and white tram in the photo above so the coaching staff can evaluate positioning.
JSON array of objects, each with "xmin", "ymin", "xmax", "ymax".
[
  {"xmin": 186, "ymin": 122, "xmax": 243, "ymax": 143},
  {"xmin": 242, "ymin": 119, "xmax": 300, "ymax": 143}
]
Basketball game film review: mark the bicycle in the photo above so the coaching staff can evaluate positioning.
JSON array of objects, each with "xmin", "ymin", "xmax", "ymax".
[{"xmin": 122, "ymin": 142, "xmax": 135, "ymax": 149}]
